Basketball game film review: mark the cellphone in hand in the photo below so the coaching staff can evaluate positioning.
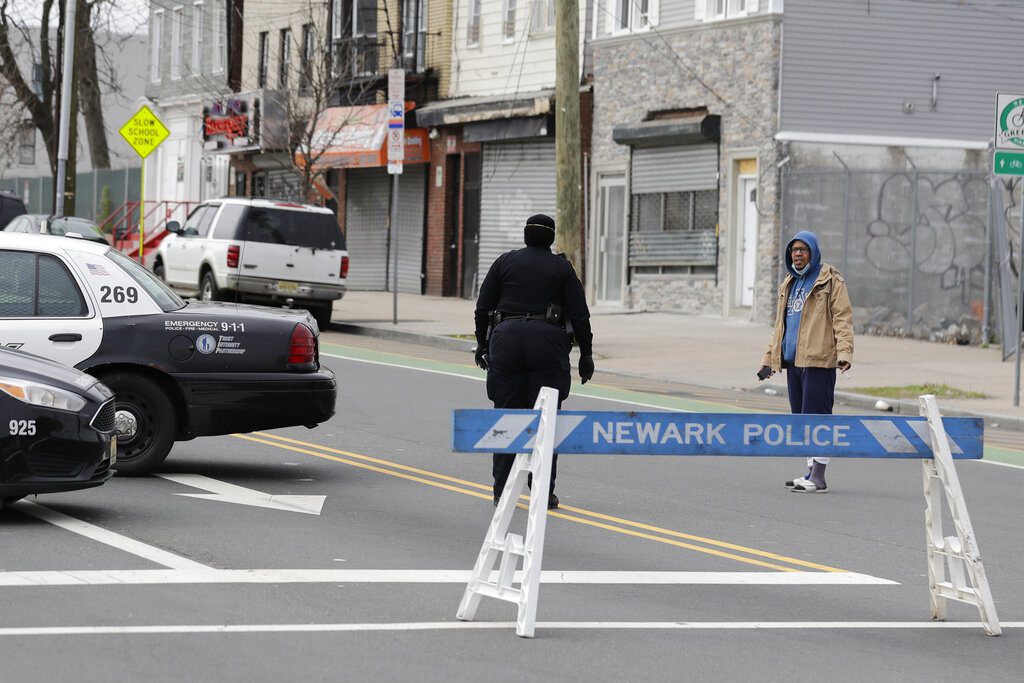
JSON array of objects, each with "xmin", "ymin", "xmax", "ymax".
[{"xmin": 756, "ymin": 366, "xmax": 772, "ymax": 381}]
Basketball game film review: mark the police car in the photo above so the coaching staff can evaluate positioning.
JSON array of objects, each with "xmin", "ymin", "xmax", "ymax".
[
  {"xmin": 0, "ymin": 233, "xmax": 337, "ymax": 475},
  {"xmin": 0, "ymin": 346, "xmax": 115, "ymax": 510}
]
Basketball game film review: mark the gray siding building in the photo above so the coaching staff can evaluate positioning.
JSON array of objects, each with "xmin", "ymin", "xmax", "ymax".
[{"xmin": 591, "ymin": 0, "xmax": 1024, "ymax": 342}]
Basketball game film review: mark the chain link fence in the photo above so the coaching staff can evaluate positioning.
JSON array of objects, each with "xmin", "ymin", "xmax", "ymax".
[
  {"xmin": 782, "ymin": 167, "xmax": 1001, "ymax": 345},
  {"xmin": 0, "ymin": 168, "xmax": 141, "ymax": 223}
]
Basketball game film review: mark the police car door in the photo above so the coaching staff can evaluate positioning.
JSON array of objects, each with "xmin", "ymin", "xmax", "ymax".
[{"xmin": 0, "ymin": 246, "xmax": 103, "ymax": 366}]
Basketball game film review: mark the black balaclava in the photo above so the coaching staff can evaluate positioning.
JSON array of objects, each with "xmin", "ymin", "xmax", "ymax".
[{"xmin": 524, "ymin": 213, "xmax": 555, "ymax": 248}]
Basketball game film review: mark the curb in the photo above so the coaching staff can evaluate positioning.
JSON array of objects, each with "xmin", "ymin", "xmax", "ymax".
[
  {"xmin": 334, "ymin": 323, "xmax": 476, "ymax": 353},
  {"xmin": 333, "ymin": 323, "xmax": 1024, "ymax": 431}
]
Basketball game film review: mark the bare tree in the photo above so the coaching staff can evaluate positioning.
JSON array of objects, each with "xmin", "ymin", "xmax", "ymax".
[
  {"xmin": 278, "ymin": 16, "xmax": 375, "ymax": 203},
  {"xmin": 0, "ymin": 0, "xmax": 136, "ymax": 208}
]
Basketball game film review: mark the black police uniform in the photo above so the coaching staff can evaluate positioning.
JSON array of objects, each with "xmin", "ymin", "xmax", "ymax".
[{"xmin": 473, "ymin": 215, "xmax": 593, "ymax": 507}]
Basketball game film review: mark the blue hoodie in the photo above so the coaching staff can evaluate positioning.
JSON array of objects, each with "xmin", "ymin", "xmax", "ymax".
[{"xmin": 781, "ymin": 230, "xmax": 822, "ymax": 364}]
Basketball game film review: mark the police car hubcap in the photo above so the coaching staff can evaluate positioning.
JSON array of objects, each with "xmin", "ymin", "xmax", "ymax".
[{"xmin": 114, "ymin": 410, "xmax": 139, "ymax": 443}]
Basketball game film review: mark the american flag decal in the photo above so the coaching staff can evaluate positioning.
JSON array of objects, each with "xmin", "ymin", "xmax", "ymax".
[{"xmin": 86, "ymin": 263, "xmax": 109, "ymax": 276}]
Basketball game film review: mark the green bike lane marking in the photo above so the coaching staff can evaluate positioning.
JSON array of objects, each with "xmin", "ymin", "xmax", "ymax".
[
  {"xmin": 320, "ymin": 341, "xmax": 1024, "ymax": 467},
  {"xmin": 320, "ymin": 341, "xmax": 750, "ymax": 414}
]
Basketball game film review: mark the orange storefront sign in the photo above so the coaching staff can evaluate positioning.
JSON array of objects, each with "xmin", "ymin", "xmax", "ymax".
[{"xmin": 296, "ymin": 103, "xmax": 429, "ymax": 169}]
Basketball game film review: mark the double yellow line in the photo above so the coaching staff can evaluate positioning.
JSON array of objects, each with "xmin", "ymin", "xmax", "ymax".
[{"xmin": 234, "ymin": 431, "xmax": 847, "ymax": 574}]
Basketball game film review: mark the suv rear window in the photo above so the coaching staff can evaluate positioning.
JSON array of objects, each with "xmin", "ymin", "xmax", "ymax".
[{"xmin": 240, "ymin": 207, "xmax": 345, "ymax": 250}]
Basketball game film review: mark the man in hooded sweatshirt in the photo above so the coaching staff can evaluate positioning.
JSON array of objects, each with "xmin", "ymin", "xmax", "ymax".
[
  {"xmin": 757, "ymin": 230, "xmax": 854, "ymax": 493},
  {"xmin": 473, "ymin": 213, "xmax": 595, "ymax": 509}
]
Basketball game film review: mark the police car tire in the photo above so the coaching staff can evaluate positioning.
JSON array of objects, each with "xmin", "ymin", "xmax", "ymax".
[
  {"xmin": 0, "ymin": 496, "xmax": 25, "ymax": 511},
  {"xmin": 200, "ymin": 271, "xmax": 222, "ymax": 302},
  {"xmin": 103, "ymin": 372, "xmax": 175, "ymax": 476}
]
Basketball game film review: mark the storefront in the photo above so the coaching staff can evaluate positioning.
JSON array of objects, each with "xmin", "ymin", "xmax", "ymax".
[{"xmin": 308, "ymin": 104, "xmax": 430, "ymax": 292}]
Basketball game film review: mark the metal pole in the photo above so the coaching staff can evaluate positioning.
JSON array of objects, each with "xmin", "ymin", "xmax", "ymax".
[
  {"xmin": 983, "ymin": 175, "xmax": 994, "ymax": 344},
  {"xmin": 53, "ymin": 0, "xmax": 78, "ymax": 217},
  {"xmin": 1014, "ymin": 190, "xmax": 1024, "ymax": 406},
  {"xmin": 392, "ymin": 172, "xmax": 399, "ymax": 324},
  {"xmin": 908, "ymin": 172, "xmax": 920, "ymax": 334}
]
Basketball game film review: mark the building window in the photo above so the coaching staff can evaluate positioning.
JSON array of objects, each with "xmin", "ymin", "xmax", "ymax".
[
  {"xmin": 300, "ymin": 23, "xmax": 314, "ymax": 93},
  {"xmin": 467, "ymin": 0, "xmax": 481, "ymax": 46},
  {"xmin": 257, "ymin": 31, "xmax": 269, "ymax": 87},
  {"xmin": 402, "ymin": 0, "xmax": 427, "ymax": 71},
  {"xmin": 697, "ymin": 0, "xmax": 755, "ymax": 22},
  {"xmin": 18, "ymin": 123, "xmax": 34, "ymax": 166},
  {"xmin": 630, "ymin": 189, "xmax": 719, "ymax": 275},
  {"xmin": 502, "ymin": 0, "xmax": 516, "ymax": 41},
  {"xmin": 191, "ymin": 2, "xmax": 204, "ymax": 75},
  {"xmin": 150, "ymin": 9, "xmax": 164, "ymax": 82},
  {"xmin": 530, "ymin": 0, "xmax": 554, "ymax": 33},
  {"xmin": 278, "ymin": 28, "xmax": 292, "ymax": 88},
  {"xmin": 212, "ymin": 2, "xmax": 225, "ymax": 72},
  {"xmin": 170, "ymin": 7, "xmax": 183, "ymax": 80},
  {"xmin": 609, "ymin": 0, "xmax": 656, "ymax": 33},
  {"xmin": 331, "ymin": 0, "xmax": 379, "ymax": 79}
]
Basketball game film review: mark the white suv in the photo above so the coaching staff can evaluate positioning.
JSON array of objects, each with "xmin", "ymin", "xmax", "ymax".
[{"xmin": 154, "ymin": 198, "xmax": 348, "ymax": 327}]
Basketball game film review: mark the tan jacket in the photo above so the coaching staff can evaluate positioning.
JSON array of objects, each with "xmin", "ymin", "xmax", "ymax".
[{"xmin": 761, "ymin": 263, "xmax": 854, "ymax": 371}]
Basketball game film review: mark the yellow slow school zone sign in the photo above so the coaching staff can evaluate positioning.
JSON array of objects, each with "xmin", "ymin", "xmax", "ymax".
[{"xmin": 119, "ymin": 106, "xmax": 170, "ymax": 159}]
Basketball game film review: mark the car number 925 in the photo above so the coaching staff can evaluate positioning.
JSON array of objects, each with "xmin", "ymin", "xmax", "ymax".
[
  {"xmin": 100, "ymin": 285, "xmax": 139, "ymax": 304},
  {"xmin": 9, "ymin": 419, "xmax": 36, "ymax": 436}
]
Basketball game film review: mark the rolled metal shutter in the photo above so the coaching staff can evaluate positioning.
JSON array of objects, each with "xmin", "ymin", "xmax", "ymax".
[
  {"xmin": 478, "ymin": 141, "xmax": 557, "ymax": 280},
  {"xmin": 631, "ymin": 144, "xmax": 718, "ymax": 194},
  {"xmin": 264, "ymin": 169, "xmax": 302, "ymax": 200},
  {"xmin": 344, "ymin": 166, "xmax": 426, "ymax": 292}
]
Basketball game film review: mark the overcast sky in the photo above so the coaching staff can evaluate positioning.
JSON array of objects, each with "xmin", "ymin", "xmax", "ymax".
[{"xmin": 9, "ymin": 0, "xmax": 149, "ymax": 34}]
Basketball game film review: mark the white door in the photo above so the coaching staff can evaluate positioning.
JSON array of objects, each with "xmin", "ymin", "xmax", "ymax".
[
  {"xmin": 0, "ymin": 248, "xmax": 102, "ymax": 367},
  {"xmin": 736, "ymin": 177, "xmax": 758, "ymax": 308},
  {"xmin": 594, "ymin": 174, "xmax": 626, "ymax": 306}
]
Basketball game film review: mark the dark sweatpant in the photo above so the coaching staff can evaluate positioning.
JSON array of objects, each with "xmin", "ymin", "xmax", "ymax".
[
  {"xmin": 486, "ymin": 319, "xmax": 571, "ymax": 499},
  {"xmin": 786, "ymin": 365, "xmax": 837, "ymax": 465}
]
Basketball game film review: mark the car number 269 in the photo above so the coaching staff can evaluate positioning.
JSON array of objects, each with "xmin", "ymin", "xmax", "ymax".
[
  {"xmin": 10, "ymin": 419, "xmax": 37, "ymax": 436},
  {"xmin": 100, "ymin": 285, "xmax": 139, "ymax": 304}
]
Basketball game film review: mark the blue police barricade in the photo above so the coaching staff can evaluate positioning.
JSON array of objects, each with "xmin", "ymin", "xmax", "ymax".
[{"xmin": 453, "ymin": 392, "xmax": 999, "ymax": 638}]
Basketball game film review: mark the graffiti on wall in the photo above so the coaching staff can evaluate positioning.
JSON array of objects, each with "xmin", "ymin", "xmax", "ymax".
[
  {"xmin": 784, "ymin": 168, "xmax": 991, "ymax": 343},
  {"xmin": 864, "ymin": 173, "xmax": 988, "ymax": 293}
]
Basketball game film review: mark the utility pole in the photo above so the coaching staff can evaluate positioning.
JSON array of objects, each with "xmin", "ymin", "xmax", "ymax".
[
  {"xmin": 555, "ymin": 0, "xmax": 581, "ymax": 271},
  {"xmin": 54, "ymin": 0, "xmax": 78, "ymax": 217}
]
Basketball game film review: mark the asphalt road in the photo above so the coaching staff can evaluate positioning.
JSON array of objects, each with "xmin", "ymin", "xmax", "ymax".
[{"xmin": 1, "ymin": 334, "xmax": 1022, "ymax": 681}]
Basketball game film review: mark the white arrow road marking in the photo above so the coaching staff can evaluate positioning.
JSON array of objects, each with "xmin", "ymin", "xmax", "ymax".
[
  {"xmin": 156, "ymin": 473, "xmax": 325, "ymax": 515},
  {"xmin": 0, "ymin": 569, "xmax": 897, "ymax": 587}
]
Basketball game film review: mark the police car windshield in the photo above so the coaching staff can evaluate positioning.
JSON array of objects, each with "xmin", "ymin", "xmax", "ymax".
[{"xmin": 105, "ymin": 248, "xmax": 186, "ymax": 312}]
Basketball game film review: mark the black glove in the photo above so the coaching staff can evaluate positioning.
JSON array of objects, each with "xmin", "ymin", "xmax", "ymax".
[
  {"xmin": 475, "ymin": 346, "xmax": 489, "ymax": 370},
  {"xmin": 579, "ymin": 355, "xmax": 594, "ymax": 384},
  {"xmin": 756, "ymin": 366, "xmax": 772, "ymax": 381}
]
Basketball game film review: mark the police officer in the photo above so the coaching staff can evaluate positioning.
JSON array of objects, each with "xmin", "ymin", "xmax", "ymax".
[{"xmin": 473, "ymin": 213, "xmax": 595, "ymax": 510}]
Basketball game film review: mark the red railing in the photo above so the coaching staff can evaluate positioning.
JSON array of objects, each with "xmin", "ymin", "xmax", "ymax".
[{"xmin": 103, "ymin": 200, "xmax": 198, "ymax": 267}]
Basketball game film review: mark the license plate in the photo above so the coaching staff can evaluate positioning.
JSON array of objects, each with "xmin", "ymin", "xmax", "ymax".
[{"xmin": 276, "ymin": 280, "xmax": 299, "ymax": 294}]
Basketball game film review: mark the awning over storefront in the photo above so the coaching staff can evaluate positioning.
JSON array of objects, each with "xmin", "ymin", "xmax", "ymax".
[{"xmin": 297, "ymin": 103, "xmax": 429, "ymax": 169}]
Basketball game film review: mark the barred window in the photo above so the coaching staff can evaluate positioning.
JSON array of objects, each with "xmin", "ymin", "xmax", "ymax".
[{"xmin": 629, "ymin": 189, "xmax": 718, "ymax": 275}]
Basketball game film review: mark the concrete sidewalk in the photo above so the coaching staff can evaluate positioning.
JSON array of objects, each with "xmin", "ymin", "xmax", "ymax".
[{"xmin": 330, "ymin": 290, "xmax": 1024, "ymax": 429}]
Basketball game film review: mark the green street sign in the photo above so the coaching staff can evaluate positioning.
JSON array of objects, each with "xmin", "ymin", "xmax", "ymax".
[{"xmin": 994, "ymin": 151, "xmax": 1024, "ymax": 176}]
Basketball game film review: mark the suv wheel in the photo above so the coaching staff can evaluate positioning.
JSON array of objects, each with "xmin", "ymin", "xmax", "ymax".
[
  {"xmin": 200, "ymin": 271, "xmax": 222, "ymax": 301},
  {"xmin": 154, "ymin": 260, "xmax": 166, "ymax": 281},
  {"xmin": 310, "ymin": 304, "xmax": 333, "ymax": 329},
  {"xmin": 101, "ymin": 372, "xmax": 176, "ymax": 476}
]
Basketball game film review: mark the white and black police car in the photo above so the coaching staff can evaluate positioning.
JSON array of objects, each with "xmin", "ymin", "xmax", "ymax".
[
  {"xmin": 0, "ymin": 346, "xmax": 115, "ymax": 510},
  {"xmin": 0, "ymin": 232, "xmax": 337, "ymax": 475}
]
